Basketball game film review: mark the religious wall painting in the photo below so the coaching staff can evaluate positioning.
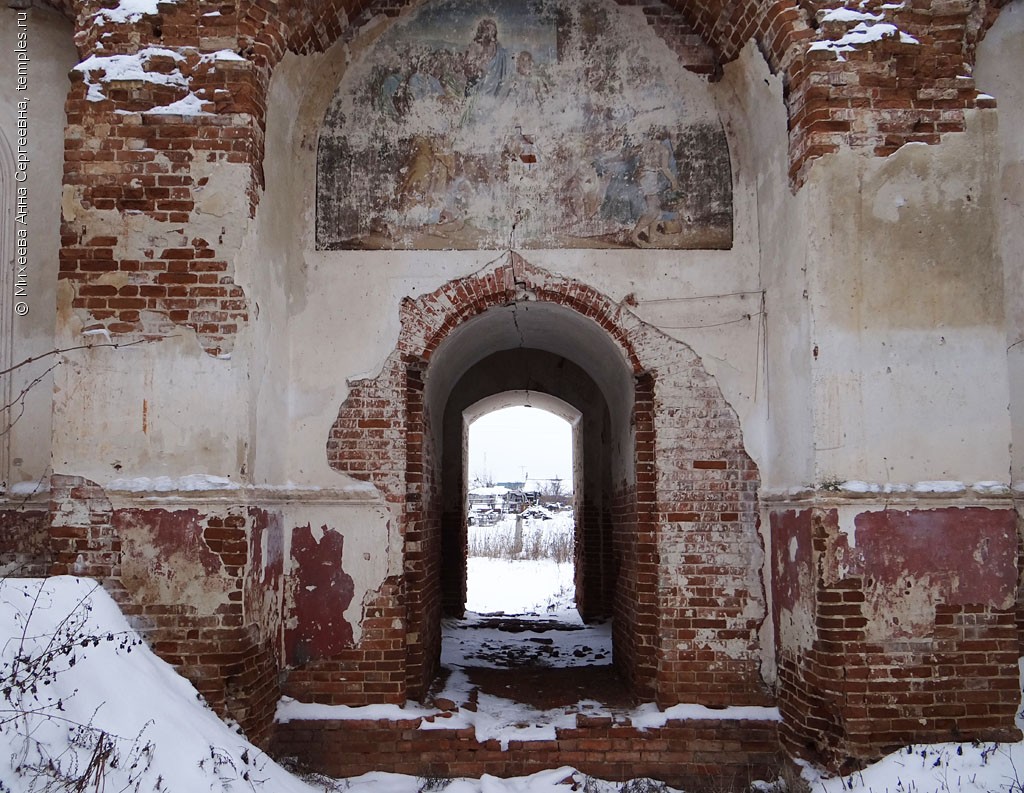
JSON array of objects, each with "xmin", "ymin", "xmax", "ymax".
[{"xmin": 316, "ymin": 0, "xmax": 733, "ymax": 250}]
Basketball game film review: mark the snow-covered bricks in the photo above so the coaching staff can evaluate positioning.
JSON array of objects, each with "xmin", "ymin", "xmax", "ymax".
[
  {"xmin": 785, "ymin": 0, "xmax": 996, "ymax": 183},
  {"xmin": 272, "ymin": 708, "xmax": 781, "ymax": 789}
]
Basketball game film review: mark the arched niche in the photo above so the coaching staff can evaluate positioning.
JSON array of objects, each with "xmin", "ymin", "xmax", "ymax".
[{"xmin": 314, "ymin": 0, "xmax": 733, "ymax": 251}]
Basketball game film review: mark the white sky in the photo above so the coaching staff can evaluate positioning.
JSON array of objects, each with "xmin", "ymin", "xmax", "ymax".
[{"xmin": 468, "ymin": 406, "xmax": 573, "ymax": 486}]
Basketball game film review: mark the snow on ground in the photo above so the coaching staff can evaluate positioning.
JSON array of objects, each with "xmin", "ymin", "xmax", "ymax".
[
  {"xmin": 6, "ymin": 520, "xmax": 1024, "ymax": 792},
  {"xmin": 0, "ymin": 576, "xmax": 318, "ymax": 793},
  {"xmin": 803, "ymin": 740, "xmax": 1024, "ymax": 793},
  {"xmin": 465, "ymin": 556, "xmax": 575, "ymax": 615},
  {"xmin": 466, "ymin": 512, "xmax": 575, "ymax": 614}
]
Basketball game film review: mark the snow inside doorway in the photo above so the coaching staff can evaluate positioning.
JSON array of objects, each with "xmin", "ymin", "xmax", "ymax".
[
  {"xmin": 446, "ymin": 398, "xmax": 614, "ymax": 677},
  {"xmin": 466, "ymin": 404, "xmax": 576, "ymax": 615}
]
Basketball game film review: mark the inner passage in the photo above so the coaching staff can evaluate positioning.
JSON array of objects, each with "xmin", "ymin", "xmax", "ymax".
[{"xmin": 441, "ymin": 405, "xmax": 613, "ymax": 680}]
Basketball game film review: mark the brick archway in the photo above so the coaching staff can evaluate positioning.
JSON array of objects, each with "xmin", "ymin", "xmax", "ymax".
[{"xmin": 319, "ymin": 255, "xmax": 768, "ymax": 708}]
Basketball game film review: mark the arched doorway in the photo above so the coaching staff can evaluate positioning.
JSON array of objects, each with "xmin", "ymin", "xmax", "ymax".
[
  {"xmin": 326, "ymin": 257, "xmax": 767, "ymax": 708},
  {"xmin": 439, "ymin": 350, "xmax": 619, "ymax": 627},
  {"xmin": 418, "ymin": 288, "xmax": 652, "ymax": 702}
]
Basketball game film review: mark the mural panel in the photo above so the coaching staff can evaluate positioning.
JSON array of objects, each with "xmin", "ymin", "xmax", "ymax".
[{"xmin": 316, "ymin": 0, "xmax": 732, "ymax": 250}]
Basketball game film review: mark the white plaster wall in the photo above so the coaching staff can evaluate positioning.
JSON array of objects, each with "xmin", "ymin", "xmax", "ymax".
[
  {"xmin": 260, "ymin": 19, "xmax": 782, "ymax": 492},
  {"xmin": 0, "ymin": 9, "xmax": 75, "ymax": 492},
  {"xmin": 975, "ymin": 0, "xmax": 1024, "ymax": 485},
  {"xmin": 804, "ymin": 113, "xmax": 1011, "ymax": 485},
  {"xmin": 53, "ymin": 141, "xmax": 256, "ymax": 484},
  {"xmin": 52, "ymin": 307, "xmax": 249, "ymax": 483},
  {"xmin": 717, "ymin": 42, "xmax": 814, "ymax": 492}
]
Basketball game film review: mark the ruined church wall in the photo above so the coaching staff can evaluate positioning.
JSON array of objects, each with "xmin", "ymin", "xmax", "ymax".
[
  {"xmin": 765, "ymin": 95, "xmax": 1019, "ymax": 765},
  {"xmin": 715, "ymin": 41, "xmax": 815, "ymax": 494},
  {"xmin": 235, "ymin": 11, "xmax": 783, "ymax": 699},
  {"xmin": 266, "ymin": 4, "xmax": 773, "ymax": 485},
  {"xmin": 10, "ymin": 0, "xmax": 1022, "ymax": 768},
  {"xmin": 0, "ymin": 9, "xmax": 74, "ymax": 496},
  {"xmin": 0, "ymin": 9, "xmax": 75, "ymax": 572}
]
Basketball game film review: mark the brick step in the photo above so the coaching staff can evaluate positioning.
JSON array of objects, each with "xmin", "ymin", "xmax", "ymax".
[{"xmin": 271, "ymin": 711, "xmax": 782, "ymax": 788}]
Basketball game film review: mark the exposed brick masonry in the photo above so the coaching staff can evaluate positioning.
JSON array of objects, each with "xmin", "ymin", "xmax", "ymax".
[
  {"xmin": 772, "ymin": 506, "xmax": 1021, "ymax": 769},
  {"xmin": 46, "ymin": 475, "xmax": 282, "ymax": 745},
  {"xmin": 48, "ymin": 0, "xmax": 1013, "ymax": 353},
  {"xmin": 325, "ymin": 257, "xmax": 768, "ymax": 709}
]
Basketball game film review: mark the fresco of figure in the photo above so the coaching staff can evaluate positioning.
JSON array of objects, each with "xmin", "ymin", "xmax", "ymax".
[
  {"xmin": 316, "ymin": 0, "xmax": 733, "ymax": 251},
  {"xmin": 631, "ymin": 128, "xmax": 681, "ymax": 247},
  {"xmin": 462, "ymin": 18, "xmax": 514, "ymax": 127},
  {"xmin": 507, "ymin": 50, "xmax": 549, "ymax": 110},
  {"xmin": 464, "ymin": 18, "xmax": 511, "ymax": 98}
]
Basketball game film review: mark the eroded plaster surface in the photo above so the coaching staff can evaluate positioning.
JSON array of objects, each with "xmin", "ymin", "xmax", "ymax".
[
  {"xmin": 317, "ymin": 0, "xmax": 731, "ymax": 250},
  {"xmin": 975, "ymin": 1, "xmax": 1024, "ymax": 485},
  {"xmin": 114, "ymin": 508, "xmax": 233, "ymax": 609},
  {"xmin": 828, "ymin": 507, "xmax": 1017, "ymax": 641},
  {"xmin": 804, "ymin": 113, "xmax": 1011, "ymax": 486}
]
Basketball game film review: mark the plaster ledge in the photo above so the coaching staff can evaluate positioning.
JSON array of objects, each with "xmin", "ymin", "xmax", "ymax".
[
  {"xmin": 761, "ymin": 480, "xmax": 1015, "ymax": 507},
  {"xmin": 103, "ymin": 478, "xmax": 384, "ymax": 509}
]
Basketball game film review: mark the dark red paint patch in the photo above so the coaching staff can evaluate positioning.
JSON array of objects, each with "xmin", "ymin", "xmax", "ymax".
[
  {"xmin": 770, "ymin": 509, "xmax": 814, "ymax": 614},
  {"xmin": 852, "ymin": 507, "xmax": 1017, "ymax": 607},
  {"xmin": 770, "ymin": 509, "xmax": 816, "ymax": 649},
  {"xmin": 113, "ymin": 508, "xmax": 221, "ymax": 575},
  {"xmin": 249, "ymin": 507, "xmax": 284, "ymax": 583},
  {"xmin": 286, "ymin": 524, "xmax": 356, "ymax": 665}
]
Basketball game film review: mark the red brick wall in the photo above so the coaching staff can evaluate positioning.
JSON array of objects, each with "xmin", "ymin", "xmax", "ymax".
[
  {"xmin": 325, "ymin": 257, "xmax": 767, "ymax": 709},
  {"xmin": 1017, "ymin": 504, "xmax": 1024, "ymax": 655},
  {"xmin": 61, "ymin": 47, "xmax": 258, "ymax": 356},
  {"xmin": 280, "ymin": 578, "xmax": 408, "ymax": 706},
  {"xmin": 46, "ymin": 475, "xmax": 282, "ymax": 745},
  {"xmin": 610, "ymin": 375, "xmax": 660, "ymax": 702},
  {"xmin": 772, "ymin": 505, "xmax": 1021, "ymax": 769}
]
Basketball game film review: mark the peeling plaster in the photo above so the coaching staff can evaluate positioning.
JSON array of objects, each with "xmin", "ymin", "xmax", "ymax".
[{"xmin": 114, "ymin": 508, "xmax": 232, "ymax": 608}]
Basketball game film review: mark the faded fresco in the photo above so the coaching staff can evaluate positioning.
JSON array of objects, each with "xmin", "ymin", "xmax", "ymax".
[{"xmin": 316, "ymin": 0, "xmax": 733, "ymax": 250}]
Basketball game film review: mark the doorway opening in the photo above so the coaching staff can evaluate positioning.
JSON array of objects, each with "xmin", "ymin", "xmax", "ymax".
[
  {"xmin": 465, "ymin": 404, "xmax": 575, "ymax": 617},
  {"xmin": 327, "ymin": 259, "xmax": 766, "ymax": 712},
  {"xmin": 445, "ymin": 398, "xmax": 615, "ymax": 691}
]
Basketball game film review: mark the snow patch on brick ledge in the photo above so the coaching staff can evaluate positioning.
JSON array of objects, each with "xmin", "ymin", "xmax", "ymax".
[
  {"xmin": 276, "ymin": 692, "xmax": 781, "ymax": 752},
  {"xmin": 104, "ymin": 475, "xmax": 378, "ymax": 495},
  {"xmin": 809, "ymin": 5, "xmax": 919, "ymax": 60},
  {"xmin": 90, "ymin": 0, "xmax": 178, "ymax": 26},
  {"xmin": 107, "ymin": 474, "xmax": 241, "ymax": 492},
  {"xmin": 763, "ymin": 480, "xmax": 1012, "ymax": 500},
  {"xmin": 73, "ymin": 47, "xmax": 246, "ymax": 113}
]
